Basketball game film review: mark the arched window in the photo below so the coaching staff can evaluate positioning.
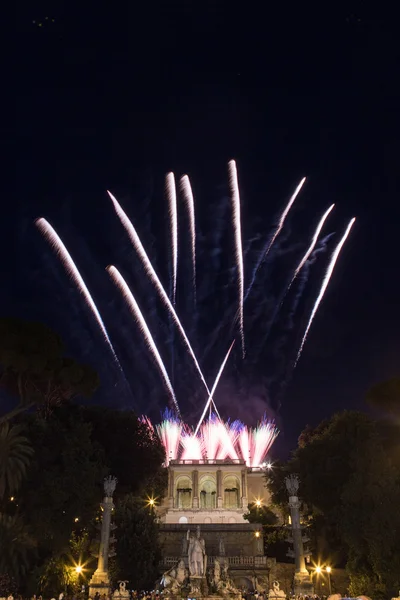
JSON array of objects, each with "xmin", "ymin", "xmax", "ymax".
[
  {"xmin": 179, "ymin": 516, "xmax": 188, "ymax": 524},
  {"xmin": 204, "ymin": 516, "xmax": 212, "ymax": 523},
  {"xmin": 176, "ymin": 476, "xmax": 192, "ymax": 509},
  {"xmin": 223, "ymin": 475, "xmax": 240, "ymax": 508},
  {"xmin": 200, "ymin": 477, "xmax": 216, "ymax": 509}
]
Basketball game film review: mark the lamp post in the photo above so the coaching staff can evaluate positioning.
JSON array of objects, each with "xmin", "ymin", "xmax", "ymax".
[{"xmin": 326, "ymin": 566, "xmax": 332, "ymax": 595}]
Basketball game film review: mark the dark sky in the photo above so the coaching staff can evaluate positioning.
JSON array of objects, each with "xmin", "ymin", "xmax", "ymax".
[{"xmin": 12, "ymin": 2, "xmax": 400, "ymax": 454}]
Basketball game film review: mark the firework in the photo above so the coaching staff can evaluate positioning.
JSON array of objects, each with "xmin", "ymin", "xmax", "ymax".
[
  {"xmin": 228, "ymin": 160, "xmax": 245, "ymax": 357},
  {"xmin": 166, "ymin": 172, "xmax": 178, "ymax": 304},
  {"xmin": 108, "ymin": 191, "xmax": 211, "ymax": 398},
  {"xmin": 295, "ymin": 217, "xmax": 356, "ymax": 365},
  {"xmin": 107, "ymin": 265, "xmax": 180, "ymax": 417},
  {"xmin": 194, "ymin": 340, "xmax": 235, "ymax": 435},
  {"xmin": 181, "ymin": 431, "xmax": 203, "ymax": 461},
  {"xmin": 180, "ymin": 175, "xmax": 196, "ymax": 300},
  {"xmin": 288, "ymin": 204, "xmax": 335, "ymax": 290},
  {"xmin": 200, "ymin": 416, "xmax": 220, "ymax": 460},
  {"xmin": 156, "ymin": 410, "xmax": 182, "ymax": 464},
  {"xmin": 35, "ymin": 218, "xmax": 119, "ymax": 361},
  {"xmin": 153, "ymin": 413, "xmax": 278, "ymax": 466}
]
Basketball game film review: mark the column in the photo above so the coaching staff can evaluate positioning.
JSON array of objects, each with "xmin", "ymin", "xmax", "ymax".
[
  {"xmin": 168, "ymin": 468, "xmax": 175, "ymax": 508},
  {"xmin": 217, "ymin": 469, "xmax": 223, "ymax": 508},
  {"xmin": 241, "ymin": 468, "xmax": 248, "ymax": 508},
  {"xmin": 288, "ymin": 495, "xmax": 307, "ymax": 573},
  {"xmin": 192, "ymin": 469, "xmax": 199, "ymax": 508},
  {"xmin": 89, "ymin": 476, "xmax": 117, "ymax": 597}
]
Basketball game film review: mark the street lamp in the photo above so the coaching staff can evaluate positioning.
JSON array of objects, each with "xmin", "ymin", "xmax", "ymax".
[{"xmin": 75, "ymin": 565, "xmax": 83, "ymax": 574}]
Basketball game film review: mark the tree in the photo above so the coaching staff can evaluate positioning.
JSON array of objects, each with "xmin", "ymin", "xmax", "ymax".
[
  {"xmin": 81, "ymin": 406, "xmax": 167, "ymax": 498},
  {"xmin": 274, "ymin": 411, "xmax": 400, "ymax": 598},
  {"xmin": 0, "ymin": 318, "xmax": 99, "ymax": 424},
  {"xmin": 0, "ymin": 512, "xmax": 36, "ymax": 582},
  {"xmin": 0, "ymin": 423, "xmax": 33, "ymax": 500},
  {"xmin": 366, "ymin": 378, "xmax": 400, "ymax": 416},
  {"xmin": 114, "ymin": 494, "xmax": 161, "ymax": 590}
]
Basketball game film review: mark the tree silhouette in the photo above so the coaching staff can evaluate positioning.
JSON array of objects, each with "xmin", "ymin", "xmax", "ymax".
[
  {"xmin": 0, "ymin": 423, "xmax": 33, "ymax": 500},
  {"xmin": 0, "ymin": 318, "xmax": 99, "ymax": 424}
]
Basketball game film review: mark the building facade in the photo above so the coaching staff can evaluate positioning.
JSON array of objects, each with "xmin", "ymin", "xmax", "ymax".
[{"xmin": 157, "ymin": 458, "xmax": 277, "ymax": 592}]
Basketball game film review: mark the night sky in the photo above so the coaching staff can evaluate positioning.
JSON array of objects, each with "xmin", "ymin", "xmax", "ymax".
[{"xmin": 12, "ymin": 3, "xmax": 400, "ymax": 454}]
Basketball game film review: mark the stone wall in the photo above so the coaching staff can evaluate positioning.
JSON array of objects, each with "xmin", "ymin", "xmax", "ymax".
[{"xmin": 159, "ymin": 523, "xmax": 262, "ymax": 558}]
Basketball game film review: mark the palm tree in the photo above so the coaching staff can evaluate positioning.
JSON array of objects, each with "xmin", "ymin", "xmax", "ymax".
[
  {"xmin": 0, "ymin": 423, "xmax": 33, "ymax": 499},
  {"xmin": 0, "ymin": 512, "xmax": 36, "ymax": 580}
]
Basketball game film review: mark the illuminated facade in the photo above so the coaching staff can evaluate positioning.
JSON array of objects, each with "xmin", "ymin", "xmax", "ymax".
[{"xmin": 158, "ymin": 458, "xmax": 272, "ymax": 524}]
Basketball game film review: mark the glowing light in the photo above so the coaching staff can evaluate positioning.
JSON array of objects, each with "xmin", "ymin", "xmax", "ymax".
[
  {"xmin": 10, "ymin": 497, "xmax": 14, "ymax": 502},
  {"xmin": 166, "ymin": 172, "xmax": 178, "ymax": 304},
  {"xmin": 107, "ymin": 266, "xmax": 180, "ymax": 417},
  {"xmin": 108, "ymin": 191, "xmax": 210, "ymax": 398},
  {"xmin": 35, "ymin": 218, "xmax": 120, "ymax": 363},
  {"xmin": 74, "ymin": 517, "xmax": 79, "ymax": 522},
  {"xmin": 156, "ymin": 410, "xmax": 182, "ymax": 465},
  {"xmin": 266, "ymin": 462, "xmax": 273, "ymax": 470},
  {"xmin": 255, "ymin": 499, "xmax": 262, "ymax": 508},
  {"xmin": 315, "ymin": 566, "xmax": 322, "ymax": 574},
  {"xmin": 180, "ymin": 175, "xmax": 196, "ymax": 300},
  {"xmin": 289, "ymin": 203, "xmax": 335, "ymax": 289},
  {"xmin": 265, "ymin": 177, "xmax": 306, "ymax": 259},
  {"xmin": 326, "ymin": 566, "xmax": 332, "ymax": 573},
  {"xmin": 194, "ymin": 341, "xmax": 235, "ymax": 435},
  {"xmin": 255, "ymin": 531, "xmax": 260, "ymax": 538},
  {"xmin": 146, "ymin": 496, "xmax": 157, "ymax": 508},
  {"xmin": 75, "ymin": 565, "xmax": 83, "ymax": 574},
  {"xmin": 295, "ymin": 217, "xmax": 356, "ymax": 365},
  {"xmin": 228, "ymin": 160, "xmax": 245, "ymax": 356}
]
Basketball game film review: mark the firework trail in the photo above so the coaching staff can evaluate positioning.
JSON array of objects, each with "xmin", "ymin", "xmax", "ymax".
[
  {"xmin": 180, "ymin": 175, "xmax": 196, "ymax": 301},
  {"xmin": 107, "ymin": 265, "xmax": 181, "ymax": 417},
  {"xmin": 194, "ymin": 340, "xmax": 235, "ymax": 435},
  {"xmin": 181, "ymin": 431, "xmax": 203, "ymax": 460},
  {"xmin": 245, "ymin": 177, "xmax": 306, "ymax": 300},
  {"xmin": 251, "ymin": 419, "xmax": 278, "ymax": 467},
  {"xmin": 288, "ymin": 203, "xmax": 335, "ymax": 290},
  {"xmin": 200, "ymin": 416, "xmax": 220, "ymax": 460},
  {"xmin": 108, "ymin": 191, "xmax": 211, "ymax": 398},
  {"xmin": 228, "ymin": 160, "xmax": 245, "ymax": 356},
  {"xmin": 166, "ymin": 172, "xmax": 178, "ymax": 304},
  {"xmin": 35, "ymin": 218, "xmax": 120, "ymax": 362},
  {"xmin": 295, "ymin": 217, "xmax": 356, "ymax": 365},
  {"xmin": 216, "ymin": 419, "xmax": 239, "ymax": 460}
]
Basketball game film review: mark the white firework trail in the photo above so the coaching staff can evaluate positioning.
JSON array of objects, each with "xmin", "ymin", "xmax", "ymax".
[
  {"xmin": 180, "ymin": 175, "xmax": 196, "ymax": 300},
  {"xmin": 107, "ymin": 265, "xmax": 181, "ymax": 417},
  {"xmin": 166, "ymin": 172, "xmax": 178, "ymax": 305},
  {"xmin": 35, "ymin": 218, "xmax": 119, "ymax": 362},
  {"xmin": 288, "ymin": 203, "xmax": 335, "ymax": 290},
  {"xmin": 108, "ymin": 191, "xmax": 211, "ymax": 397},
  {"xmin": 295, "ymin": 217, "xmax": 356, "ymax": 365},
  {"xmin": 228, "ymin": 160, "xmax": 245, "ymax": 357},
  {"xmin": 265, "ymin": 176, "xmax": 306, "ymax": 259},
  {"xmin": 194, "ymin": 340, "xmax": 235, "ymax": 435}
]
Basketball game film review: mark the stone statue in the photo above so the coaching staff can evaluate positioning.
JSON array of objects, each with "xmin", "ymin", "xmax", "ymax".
[
  {"xmin": 285, "ymin": 474, "xmax": 299, "ymax": 496},
  {"xmin": 187, "ymin": 526, "xmax": 206, "ymax": 576},
  {"xmin": 104, "ymin": 475, "xmax": 118, "ymax": 498},
  {"xmin": 160, "ymin": 559, "xmax": 186, "ymax": 593},
  {"xmin": 218, "ymin": 535, "xmax": 225, "ymax": 556},
  {"xmin": 268, "ymin": 581, "xmax": 285, "ymax": 599},
  {"xmin": 213, "ymin": 558, "xmax": 221, "ymax": 587},
  {"xmin": 113, "ymin": 581, "xmax": 129, "ymax": 599}
]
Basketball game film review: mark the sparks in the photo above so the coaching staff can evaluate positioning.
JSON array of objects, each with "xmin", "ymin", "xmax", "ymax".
[
  {"xmin": 180, "ymin": 175, "xmax": 196, "ymax": 301},
  {"xmin": 107, "ymin": 265, "xmax": 180, "ymax": 417},
  {"xmin": 288, "ymin": 203, "xmax": 335, "ymax": 290},
  {"xmin": 228, "ymin": 160, "xmax": 245, "ymax": 356},
  {"xmin": 166, "ymin": 172, "xmax": 178, "ymax": 304},
  {"xmin": 194, "ymin": 340, "xmax": 235, "ymax": 435},
  {"xmin": 265, "ymin": 177, "xmax": 306, "ymax": 259},
  {"xmin": 35, "ymin": 218, "xmax": 119, "ymax": 361},
  {"xmin": 108, "ymin": 191, "xmax": 211, "ymax": 398},
  {"xmin": 295, "ymin": 217, "xmax": 356, "ymax": 365}
]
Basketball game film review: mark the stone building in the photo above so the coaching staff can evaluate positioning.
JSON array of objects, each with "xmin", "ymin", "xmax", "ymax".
[{"xmin": 157, "ymin": 458, "xmax": 278, "ymax": 591}]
